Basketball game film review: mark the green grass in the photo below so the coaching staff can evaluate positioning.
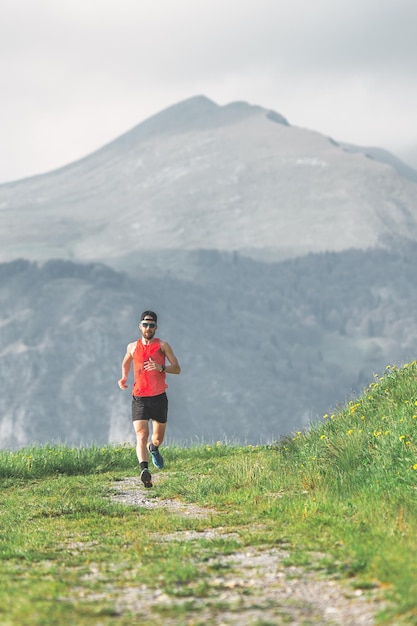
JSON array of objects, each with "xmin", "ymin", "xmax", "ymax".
[{"xmin": 2, "ymin": 362, "xmax": 417, "ymax": 624}]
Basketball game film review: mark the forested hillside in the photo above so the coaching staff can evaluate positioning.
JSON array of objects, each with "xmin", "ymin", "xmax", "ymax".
[{"xmin": 1, "ymin": 243, "xmax": 417, "ymax": 448}]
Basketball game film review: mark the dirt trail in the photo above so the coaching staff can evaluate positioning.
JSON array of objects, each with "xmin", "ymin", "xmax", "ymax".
[{"xmin": 110, "ymin": 477, "xmax": 385, "ymax": 625}]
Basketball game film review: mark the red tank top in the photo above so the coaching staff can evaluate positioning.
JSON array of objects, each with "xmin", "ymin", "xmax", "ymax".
[{"xmin": 132, "ymin": 338, "xmax": 167, "ymax": 397}]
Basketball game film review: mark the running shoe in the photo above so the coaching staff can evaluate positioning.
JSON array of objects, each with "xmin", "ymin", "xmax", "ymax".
[
  {"xmin": 140, "ymin": 467, "xmax": 153, "ymax": 488},
  {"xmin": 148, "ymin": 443, "xmax": 164, "ymax": 469}
]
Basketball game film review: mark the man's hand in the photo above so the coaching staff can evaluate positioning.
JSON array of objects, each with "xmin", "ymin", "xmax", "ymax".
[
  {"xmin": 144, "ymin": 357, "xmax": 161, "ymax": 372},
  {"xmin": 118, "ymin": 378, "xmax": 128, "ymax": 389}
]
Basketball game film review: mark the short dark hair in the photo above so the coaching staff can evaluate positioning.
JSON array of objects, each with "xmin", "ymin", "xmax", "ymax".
[{"xmin": 140, "ymin": 310, "xmax": 157, "ymax": 323}]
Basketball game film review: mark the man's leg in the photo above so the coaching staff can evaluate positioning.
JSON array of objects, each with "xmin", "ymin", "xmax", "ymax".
[
  {"xmin": 133, "ymin": 420, "xmax": 153, "ymax": 487},
  {"xmin": 151, "ymin": 420, "xmax": 167, "ymax": 448},
  {"xmin": 148, "ymin": 420, "xmax": 167, "ymax": 469},
  {"xmin": 133, "ymin": 419, "xmax": 150, "ymax": 463}
]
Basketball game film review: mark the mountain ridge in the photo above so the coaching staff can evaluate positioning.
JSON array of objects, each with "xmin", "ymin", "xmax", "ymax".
[{"xmin": 1, "ymin": 96, "xmax": 417, "ymax": 274}]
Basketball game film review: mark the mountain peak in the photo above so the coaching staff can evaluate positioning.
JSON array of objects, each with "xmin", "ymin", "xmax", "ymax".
[
  {"xmin": 1, "ymin": 95, "xmax": 417, "ymax": 270},
  {"xmin": 115, "ymin": 95, "xmax": 289, "ymax": 148}
]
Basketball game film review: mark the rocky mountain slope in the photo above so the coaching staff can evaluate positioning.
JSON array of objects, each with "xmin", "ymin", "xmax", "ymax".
[{"xmin": 1, "ymin": 96, "xmax": 417, "ymax": 275}]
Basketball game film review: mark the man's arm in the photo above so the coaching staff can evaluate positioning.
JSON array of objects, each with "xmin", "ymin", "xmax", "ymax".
[
  {"xmin": 160, "ymin": 341, "xmax": 181, "ymax": 374},
  {"xmin": 118, "ymin": 344, "xmax": 134, "ymax": 389}
]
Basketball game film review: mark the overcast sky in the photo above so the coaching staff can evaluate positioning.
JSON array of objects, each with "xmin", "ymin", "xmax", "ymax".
[{"xmin": 1, "ymin": 0, "xmax": 417, "ymax": 184}]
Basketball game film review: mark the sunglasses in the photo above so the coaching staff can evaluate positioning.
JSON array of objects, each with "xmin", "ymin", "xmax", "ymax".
[{"xmin": 141, "ymin": 322, "xmax": 156, "ymax": 328}]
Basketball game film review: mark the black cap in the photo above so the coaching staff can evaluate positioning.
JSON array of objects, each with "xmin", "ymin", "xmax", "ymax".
[{"xmin": 140, "ymin": 310, "xmax": 157, "ymax": 323}]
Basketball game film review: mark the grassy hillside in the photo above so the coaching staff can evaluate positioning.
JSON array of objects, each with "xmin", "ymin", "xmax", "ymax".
[{"xmin": 1, "ymin": 362, "xmax": 417, "ymax": 624}]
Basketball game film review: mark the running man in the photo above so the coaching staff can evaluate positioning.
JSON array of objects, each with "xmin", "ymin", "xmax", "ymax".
[{"xmin": 118, "ymin": 310, "xmax": 181, "ymax": 487}]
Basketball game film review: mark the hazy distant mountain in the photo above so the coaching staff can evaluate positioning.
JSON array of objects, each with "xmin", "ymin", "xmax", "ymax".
[
  {"xmin": 1, "ymin": 96, "xmax": 417, "ymax": 275},
  {"xmin": 2, "ymin": 96, "xmax": 417, "ymax": 450}
]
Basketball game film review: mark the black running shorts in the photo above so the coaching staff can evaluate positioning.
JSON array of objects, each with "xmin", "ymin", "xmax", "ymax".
[{"xmin": 131, "ymin": 393, "xmax": 168, "ymax": 423}]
